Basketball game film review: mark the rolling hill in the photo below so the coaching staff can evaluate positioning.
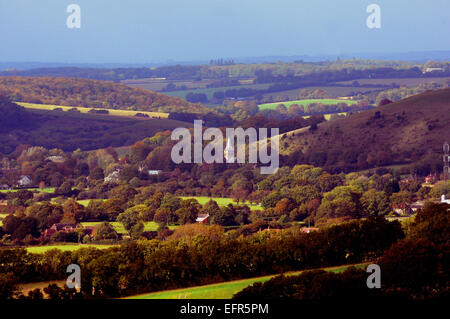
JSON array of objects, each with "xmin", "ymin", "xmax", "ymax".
[
  {"xmin": 281, "ymin": 88, "xmax": 450, "ymax": 172},
  {"xmin": 0, "ymin": 97, "xmax": 192, "ymax": 154},
  {"xmin": 0, "ymin": 76, "xmax": 211, "ymax": 114}
]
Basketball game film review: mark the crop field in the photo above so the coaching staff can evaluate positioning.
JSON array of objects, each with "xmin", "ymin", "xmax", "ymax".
[
  {"xmin": 165, "ymin": 83, "xmax": 271, "ymax": 101},
  {"xmin": 17, "ymin": 102, "xmax": 169, "ymax": 119},
  {"xmin": 336, "ymin": 77, "xmax": 450, "ymax": 87},
  {"xmin": 26, "ymin": 244, "xmax": 117, "ymax": 254},
  {"xmin": 80, "ymin": 221, "xmax": 178, "ymax": 234},
  {"xmin": 180, "ymin": 196, "xmax": 263, "ymax": 211},
  {"xmin": 258, "ymin": 98, "xmax": 357, "ymax": 110},
  {"xmin": 126, "ymin": 263, "xmax": 368, "ymax": 299},
  {"xmin": 261, "ymin": 86, "xmax": 383, "ymax": 101}
]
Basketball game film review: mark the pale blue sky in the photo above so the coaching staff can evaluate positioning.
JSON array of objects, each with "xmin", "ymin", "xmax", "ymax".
[{"xmin": 0, "ymin": 0, "xmax": 449, "ymax": 63}]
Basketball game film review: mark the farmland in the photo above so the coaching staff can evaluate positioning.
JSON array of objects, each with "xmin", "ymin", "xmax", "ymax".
[
  {"xmin": 80, "ymin": 221, "xmax": 178, "ymax": 234},
  {"xmin": 126, "ymin": 263, "xmax": 368, "ymax": 299},
  {"xmin": 0, "ymin": 187, "xmax": 55, "ymax": 193},
  {"xmin": 25, "ymin": 244, "xmax": 117, "ymax": 254},
  {"xmin": 180, "ymin": 196, "xmax": 263, "ymax": 211},
  {"xmin": 18, "ymin": 102, "xmax": 169, "ymax": 119},
  {"xmin": 258, "ymin": 98, "xmax": 358, "ymax": 110}
]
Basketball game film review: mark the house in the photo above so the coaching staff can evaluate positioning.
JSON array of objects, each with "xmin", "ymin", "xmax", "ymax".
[
  {"xmin": 424, "ymin": 173, "xmax": 438, "ymax": 184},
  {"xmin": 442, "ymin": 195, "xmax": 450, "ymax": 205},
  {"xmin": 42, "ymin": 223, "xmax": 78, "ymax": 239},
  {"xmin": 46, "ymin": 156, "xmax": 65, "ymax": 163},
  {"xmin": 301, "ymin": 227, "xmax": 319, "ymax": 234},
  {"xmin": 410, "ymin": 201, "xmax": 425, "ymax": 212},
  {"xmin": 18, "ymin": 175, "xmax": 32, "ymax": 187},
  {"xmin": 196, "ymin": 214, "xmax": 210, "ymax": 224},
  {"xmin": 104, "ymin": 170, "xmax": 120, "ymax": 183},
  {"xmin": 393, "ymin": 203, "xmax": 412, "ymax": 216},
  {"xmin": 0, "ymin": 184, "xmax": 9, "ymax": 190},
  {"xmin": 148, "ymin": 170, "xmax": 162, "ymax": 176},
  {"xmin": 424, "ymin": 67, "xmax": 443, "ymax": 73}
]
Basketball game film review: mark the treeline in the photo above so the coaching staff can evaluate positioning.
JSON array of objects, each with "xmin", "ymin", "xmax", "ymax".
[
  {"xmin": 0, "ymin": 77, "xmax": 209, "ymax": 114},
  {"xmin": 0, "ymin": 217, "xmax": 403, "ymax": 298},
  {"xmin": 234, "ymin": 203, "xmax": 450, "ymax": 299}
]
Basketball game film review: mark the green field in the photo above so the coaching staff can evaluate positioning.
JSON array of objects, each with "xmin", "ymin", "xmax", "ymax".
[
  {"xmin": 26, "ymin": 244, "xmax": 117, "ymax": 254},
  {"xmin": 258, "ymin": 98, "xmax": 357, "ymax": 110},
  {"xmin": 180, "ymin": 196, "xmax": 263, "ymax": 211},
  {"xmin": 18, "ymin": 102, "xmax": 169, "ymax": 119},
  {"xmin": 126, "ymin": 263, "xmax": 368, "ymax": 299},
  {"xmin": 80, "ymin": 221, "xmax": 178, "ymax": 234},
  {"xmin": 0, "ymin": 187, "xmax": 55, "ymax": 193}
]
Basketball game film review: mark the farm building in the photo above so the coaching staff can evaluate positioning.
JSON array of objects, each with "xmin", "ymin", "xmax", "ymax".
[
  {"xmin": 42, "ymin": 223, "xmax": 78, "ymax": 240},
  {"xmin": 18, "ymin": 175, "xmax": 32, "ymax": 187},
  {"xmin": 104, "ymin": 170, "xmax": 120, "ymax": 183},
  {"xmin": 196, "ymin": 214, "xmax": 210, "ymax": 224},
  {"xmin": 301, "ymin": 227, "xmax": 319, "ymax": 234}
]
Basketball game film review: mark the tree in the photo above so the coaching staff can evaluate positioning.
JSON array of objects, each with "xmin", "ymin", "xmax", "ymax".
[
  {"xmin": 117, "ymin": 210, "xmax": 140, "ymax": 235},
  {"xmin": 360, "ymin": 189, "xmax": 391, "ymax": 217},
  {"xmin": 212, "ymin": 205, "xmax": 237, "ymax": 226},
  {"xmin": 95, "ymin": 222, "xmax": 119, "ymax": 240},
  {"xmin": 0, "ymin": 273, "xmax": 18, "ymax": 299}
]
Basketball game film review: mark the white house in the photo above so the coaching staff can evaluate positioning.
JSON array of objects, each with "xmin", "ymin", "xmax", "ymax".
[
  {"xmin": 18, "ymin": 176, "xmax": 32, "ymax": 187},
  {"xmin": 441, "ymin": 195, "xmax": 450, "ymax": 205},
  {"xmin": 104, "ymin": 170, "xmax": 120, "ymax": 183},
  {"xmin": 148, "ymin": 170, "xmax": 162, "ymax": 176}
]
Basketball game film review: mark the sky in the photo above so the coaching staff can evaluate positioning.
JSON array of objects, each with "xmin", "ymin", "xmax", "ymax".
[{"xmin": 0, "ymin": 0, "xmax": 449, "ymax": 63}]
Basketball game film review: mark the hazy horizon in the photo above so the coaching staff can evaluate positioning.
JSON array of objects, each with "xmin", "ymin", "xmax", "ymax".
[{"xmin": 1, "ymin": 0, "xmax": 449, "ymax": 64}]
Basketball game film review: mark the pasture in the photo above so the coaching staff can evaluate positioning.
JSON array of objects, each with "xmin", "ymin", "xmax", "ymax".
[
  {"xmin": 17, "ymin": 102, "xmax": 169, "ymax": 119},
  {"xmin": 180, "ymin": 196, "xmax": 263, "ymax": 211},
  {"xmin": 258, "ymin": 98, "xmax": 357, "ymax": 110},
  {"xmin": 26, "ymin": 244, "xmax": 117, "ymax": 254},
  {"xmin": 126, "ymin": 263, "xmax": 368, "ymax": 299},
  {"xmin": 80, "ymin": 221, "xmax": 178, "ymax": 234},
  {"xmin": 0, "ymin": 187, "xmax": 55, "ymax": 193}
]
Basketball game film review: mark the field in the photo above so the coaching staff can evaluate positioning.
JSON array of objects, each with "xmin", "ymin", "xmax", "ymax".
[
  {"xmin": 18, "ymin": 102, "xmax": 169, "ymax": 119},
  {"xmin": 0, "ymin": 107, "xmax": 191, "ymax": 152},
  {"xmin": 126, "ymin": 263, "xmax": 368, "ymax": 299},
  {"xmin": 26, "ymin": 244, "xmax": 117, "ymax": 254},
  {"xmin": 180, "ymin": 196, "xmax": 263, "ymax": 211},
  {"xmin": 80, "ymin": 221, "xmax": 178, "ymax": 234},
  {"xmin": 258, "ymin": 98, "xmax": 357, "ymax": 110},
  {"xmin": 0, "ymin": 213, "xmax": 8, "ymax": 226},
  {"xmin": 336, "ymin": 77, "xmax": 450, "ymax": 87},
  {"xmin": 0, "ymin": 187, "xmax": 55, "ymax": 194}
]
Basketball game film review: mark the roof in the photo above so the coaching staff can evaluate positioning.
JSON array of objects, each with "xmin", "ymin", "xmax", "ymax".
[{"xmin": 196, "ymin": 214, "xmax": 210, "ymax": 223}]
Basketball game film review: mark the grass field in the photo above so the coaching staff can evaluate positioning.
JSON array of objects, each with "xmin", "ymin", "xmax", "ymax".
[
  {"xmin": 26, "ymin": 244, "xmax": 117, "ymax": 254},
  {"xmin": 18, "ymin": 102, "xmax": 169, "ymax": 119},
  {"xmin": 180, "ymin": 196, "xmax": 263, "ymax": 211},
  {"xmin": 258, "ymin": 99, "xmax": 357, "ymax": 110},
  {"xmin": 303, "ymin": 112, "xmax": 348, "ymax": 120},
  {"xmin": 80, "ymin": 221, "xmax": 178, "ymax": 234},
  {"xmin": 0, "ymin": 187, "xmax": 55, "ymax": 193},
  {"xmin": 0, "ymin": 213, "xmax": 8, "ymax": 226},
  {"xmin": 126, "ymin": 263, "xmax": 368, "ymax": 299}
]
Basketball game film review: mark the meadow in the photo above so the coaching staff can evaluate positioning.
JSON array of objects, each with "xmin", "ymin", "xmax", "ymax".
[
  {"xmin": 0, "ymin": 187, "xmax": 55, "ymax": 193},
  {"xmin": 80, "ymin": 221, "xmax": 178, "ymax": 234},
  {"xmin": 258, "ymin": 98, "xmax": 357, "ymax": 110},
  {"xmin": 126, "ymin": 263, "xmax": 368, "ymax": 299},
  {"xmin": 26, "ymin": 244, "xmax": 117, "ymax": 254},
  {"xmin": 180, "ymin": 196, "xmax": 263, "ymax": 211},
  {"xmin": 17, "ymin": 102, "xmax": 169, "ymax": 119}
]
